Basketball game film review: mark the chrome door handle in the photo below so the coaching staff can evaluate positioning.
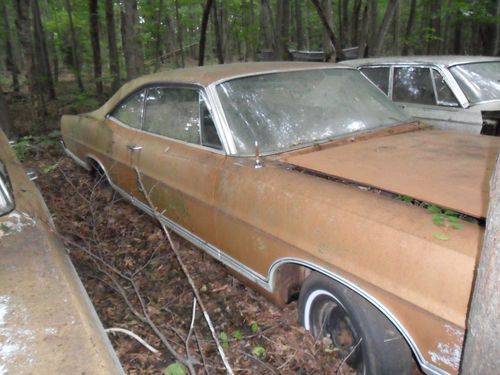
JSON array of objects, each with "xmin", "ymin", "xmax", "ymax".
[{"xmin": 127, "ymin": 144, "xmax": 142, "ymax": 151}]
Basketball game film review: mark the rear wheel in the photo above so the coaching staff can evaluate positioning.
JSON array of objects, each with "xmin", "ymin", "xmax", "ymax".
[{"xmin": 298, "ymin": 273, "xmax": 414, "ymax": 375}]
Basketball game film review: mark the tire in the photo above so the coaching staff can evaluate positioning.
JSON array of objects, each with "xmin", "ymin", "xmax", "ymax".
[{"xmin": 298, "ymin": 273, "xmax": 414, "ymax": 375}]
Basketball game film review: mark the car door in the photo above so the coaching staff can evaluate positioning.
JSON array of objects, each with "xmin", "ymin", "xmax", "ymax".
[
  {"xmin": 391, "ymin": 66, "xmax": 481, "ymax": 132},
  {"xmin": 106, "ymin": 89, "xmax": 147, "ymax": 196},
  {"xmin": 128, "ymin": 85, "xmax": 225, "ymax": 245}
]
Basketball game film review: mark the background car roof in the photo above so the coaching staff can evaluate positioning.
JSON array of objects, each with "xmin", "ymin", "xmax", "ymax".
[
  {"xmin": 91, "ymin": 62, "xmax": 350, "ymax": 120},
  {"xmin": 341, "ymin": 55, "xmax": 500, "ymax": 68}
]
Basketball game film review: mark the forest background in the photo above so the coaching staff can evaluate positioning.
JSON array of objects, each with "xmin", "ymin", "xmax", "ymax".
[{"xmin": 1, "ymin": 0, "xmax": 500, "ymax": 136}]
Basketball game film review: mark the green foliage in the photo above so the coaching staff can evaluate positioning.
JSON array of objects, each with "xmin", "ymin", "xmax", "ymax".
[
  {"xmin": 428, "ymin": 205, "xmax": 463, "ymax": 240},
  {"xmin": 250, "ymin": 321, "xmax": 259, "ymax": 333},
  {"xmin": 12, "ymin": 137, "xmax": 31, "ymax": 162},
  {"xmin": 252, "ymin": 345, "xmax": 266, "ymax": 358},
  {"xmin": 42, "ymin": 164, "xmax": 58, "ymax": 174},
  {"xmin": 219, "ymin": 331, "xmax": 229, "ymax": 349},
  {"xmin": 164, "ymin": 362, "xmax": 186, "ymax": 375},
  {"xmin": 232, "ymin": 330, "xmax": 243, "ymax": 341}
]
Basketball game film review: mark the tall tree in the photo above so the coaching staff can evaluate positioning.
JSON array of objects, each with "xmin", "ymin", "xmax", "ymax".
[
  {"xmin": 121, "ymin": 0, "xmax": 144, "ymax": 80},
  {"xmin": 370, "ymin": 0, "xmax": 400, "ymax": 56},
  {"xmin": 0, "ymin": 84, "xmax": 12, "ymax": 137},
  {"xmin": 32, "ymin": 0, "xmax": 55, "ymax": 99},
  {"xmin": 340, "ymin": 0, "xmax": 350, "ymax": 48},
  {"xmin": 105, "ymin": 0, "xmax": 120, "ymax": 92},
  {"xmin": 198, "ymin": 0, "xmax": 214, "ymax": 66},
  {"xmin": 402, "ymin": 0, "xmax": 417, "ymax": 55},
  {"xmin": 461, "ymin": 156, "xmax": 500, "ymax": 374},
  {"xmin": 13, "ymin": 0, "xmax": 46, "ymax": 124},
  {"xmin": 276, "ymin": 0, "xmax": 291, "ymax": 60},
  {"xmin": 153, "ymin": 0, "xmax": 164, "ymax": 72},
  {"xmin": 2, "ymin": 1, "xmax": 19, "ymax": 92},
  {"xmin": 351, "ymin": 0, "xmax": 362, "ymax": 47},
  {"xmin": 260, "ymin": 0, "xmax": 276, "ymax": 53},
  {"xmin": 393, "ymin": 1, "xmax": 400, "ymax": 54},
  {"xmin": 294, "ymin": 0, "xmax": 304, "ymax": 50},
  {"xmin": 426, "ymin": 1, "xmax": 442, "ymax": 54},
  {"xmin": 89, "ymin": 0, "xmax": 103, "ymax": 99},
  {"xmin": 63, "ymin": 0, "xmax": 84, "ymax": 91},
  {"xmin": 310, "ymin": 0, "xmax": 344, "ymax": 60},
  {"xmin": 212, "ymin": 0, "xmax": 224, "ymax": 64},
  {"xmin": 174, "ymin": 0, "xmax": 185, "ymax": 67}
]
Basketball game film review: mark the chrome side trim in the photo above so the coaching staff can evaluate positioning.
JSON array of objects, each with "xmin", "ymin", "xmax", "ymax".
[
  {"xmin": 63, "ymin": 146, "xmax": 91, "ymax": 170},
  {"xmin": 65, "ymin": 149, "xmax": 448, "ymax": 375},
  {"xmin": 268, "ymin": 258, "xmax": 448, "ymax": 375}
]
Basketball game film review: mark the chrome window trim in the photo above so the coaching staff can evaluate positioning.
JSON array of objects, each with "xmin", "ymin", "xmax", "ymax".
[{"xmin": 205, "ymin": 84, "xmax": 237, "ymax": 155}]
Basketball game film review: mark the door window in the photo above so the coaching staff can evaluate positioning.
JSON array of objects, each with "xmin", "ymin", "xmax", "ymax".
[
  {"xmin": 393, "ymin": 67, "xmax": 435, "ymax": 105},
  {"xmin": 201, "ymin": 100, "xmax": 223, "ymax": 150},
  {"xmin": 111, "ymin": 90, "xmax": 145, "ymax": 129},
  {"xmin": 431, "ymin": 69, "xmax": 459, "ymax": 107},
  {"xmin": 360, "ymin": 67, "xmax": 390, "ymax": 95},
  {"xmin": 143, "ymin": 87, "xmax": 201, "ymax": 144}
]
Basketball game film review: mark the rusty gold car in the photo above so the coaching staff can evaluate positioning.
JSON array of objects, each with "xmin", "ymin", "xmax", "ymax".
[{"xmin": 61, "ymin": 62, "xmax": 500, "ymax": 375}]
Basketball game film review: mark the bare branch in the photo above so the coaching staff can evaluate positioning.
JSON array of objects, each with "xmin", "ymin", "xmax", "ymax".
[{"xmin": 105, "ymin": 327, "xmax": 160, "ymax": 353}]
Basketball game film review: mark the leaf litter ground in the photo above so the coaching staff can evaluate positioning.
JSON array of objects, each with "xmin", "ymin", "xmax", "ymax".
[{"xmin": 23, "ymin": 141, "xmax": 352, "ymax": 375}]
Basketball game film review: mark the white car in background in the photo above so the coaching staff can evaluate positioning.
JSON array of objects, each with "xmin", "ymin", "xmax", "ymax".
[{"xmin": 342, "ymin": 56, "xmax": 500, "ymax": 135}]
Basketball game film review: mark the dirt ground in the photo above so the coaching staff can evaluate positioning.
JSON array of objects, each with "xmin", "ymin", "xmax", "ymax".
[{"xmin": 20, "ymin": 136, "xmax": 351, "ymax": 374}]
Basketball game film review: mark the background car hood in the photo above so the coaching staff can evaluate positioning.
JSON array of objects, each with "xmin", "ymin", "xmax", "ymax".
[{"xmin": 284, "ymin": 129, "xmax": 500, "ymax": 218}]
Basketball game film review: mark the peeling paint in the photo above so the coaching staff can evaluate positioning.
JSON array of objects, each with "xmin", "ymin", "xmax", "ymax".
[
  {"xmin": 0, "ymin": 211, "xmax": 36, "ymax": 238},
  {"xmin": 428, "ymin": 324, "xmax": 464, "ymax": 370}
]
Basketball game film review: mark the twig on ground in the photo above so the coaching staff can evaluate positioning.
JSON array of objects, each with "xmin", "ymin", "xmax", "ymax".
[
  {"xmin": 105, "ymin": 327, "xmax": 159, "ymax": 354},
  {"xmin": 336, "ymin": 338, "xmax": 363, "ymax": 375}
]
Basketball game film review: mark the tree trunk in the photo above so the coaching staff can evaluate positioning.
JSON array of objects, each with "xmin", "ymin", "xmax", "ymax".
[
  {"xmin": 32, "ymin": 0, "xmax": 55, "ymax": 99},
  {"xmin": 41, "ymin": 0, "xmax": 59, "ymax": 84},
  {"xmin": 426, "ymin": 1, "xmax": 441, "ymax": 54},
  {"xmin": 310, "ymin": 0, "xmax": 344, "ymax": 60},
  {"xmin": 461, "ymin": 155, "xmax": 500, "ymax": 374},
  {"xmin": 402, "ymin": 0, "xmax": 417, "ymax": 55},
  {"xmin": 89, "ymin": 0, "xmax": 103, "ymax": 99},
  {"xmin": 2, "ymin": 0, "xmax": 19, "ymax": 92},
  {"xmin": 295, "ymin": 0, "xmax": 304, "ymax": 50},
  {"xmin": 260, "ymin": 0, "xmax": 276, "ymax": 53},
  {"xmin": 63, "ymin": 0, "xmax": 84, "ymax": 91},
  {"xmin": 212, "ymin": 0, "xmax": 224, "ymax": 64},
  {"xmin": 393, "ymin": 0, "xmax": 400, "ymax": 55},
  {"xmin": 154, "ymin": 0, "xmax": 164, "ymax": 72},
  {"xmin": 341, "ymin": 0, "xmax": 349, "ymax": 48},
  {"xmin": 368, "ymin": 0, "xmax": 377, "ymax": 53},
  {"xmin": 13, "ymin": 0, "xmax": 46, "ymax": 125},
  {"xmin": 105, "ymin": 0, "xmax": 120, "ymax": 92},
  {"xmin": 174, "ymin": 0, "xmax": 185, "ymax": 67},
  {"xmin": 165, "ymin": 13, "xmax": 179, "ymax": 67},
  {"xmin": 0, "ymin": 85, "xmax": 12, "ymax": 138},
  {"xmin": 121, "ymin": 0, "xmax": 144, "ymax": 80},
  {"xmin": 276, "ymin": 0, "xmax": 291, "ymax": 60},
  {"xmin": 358, "ymin": 2, "xmax": 368, "ymax": 57},
  {"xmin": 351, "ymin": 0, "xmax": 362, "ymax": 47},
  {"xmin": 321, "ymin": 0, "xmax": 334, "ymax": 61},
  {"xmin": 370, "ymin": 0, "xmax": 399, "ymax": 57},
  {"xmin": 198, "ymin": 0, "xmax": 214, "ymax": 66},
  {"xmin": 495, "ymin": 0, "xmax": 500, "ymax": 55}
]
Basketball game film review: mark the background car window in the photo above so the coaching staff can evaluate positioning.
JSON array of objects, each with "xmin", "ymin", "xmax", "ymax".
[
  {"xmin": 111, "ymin": 90, "xmax": 145, "ymax": 129},
  {"xmin": 143, "ymin": 88, "xmax": 200, "ymax": 144},
  {"xmin": 393, "ymin": 67, "xmax": 435, "ymax": 105},
  {"xmin": 431, "ymin": 70, "xmax": 459, "ymax": 107},
  {"xmin": 360, "ymin": 67, "xmax": 390, "ymax": 95}
]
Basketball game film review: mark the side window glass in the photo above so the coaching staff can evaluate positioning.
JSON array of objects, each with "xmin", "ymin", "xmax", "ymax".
[
  {"xmin": 393, "ymin": 67, "xmax": 435, "ymax": 105},
  {"xmin": 360, "ymin": 67, "xmax": 390, "ymax": 95},
  {"xmin": 431, "ymin": 69, "xmax": 459, "ymax": 107},
  {"xmin": 111, "ymin": 90, "xmax": 145, "ymax": 129},
  {"xmin": 201, "ymin": 101, "xmax": 223, "ymax": 150},
  {"xmin": 143, "ymin": 87, "xmax": 200, "ymax": 144}
]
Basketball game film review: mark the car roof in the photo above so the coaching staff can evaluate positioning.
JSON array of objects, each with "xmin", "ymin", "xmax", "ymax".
[
  {"xmin": 341, "ymin": 55, "xmax": 500, "ymax": 68},
  {"xmin": 92, "ymin": 62, "xmax": 350, "ymax": 119}
]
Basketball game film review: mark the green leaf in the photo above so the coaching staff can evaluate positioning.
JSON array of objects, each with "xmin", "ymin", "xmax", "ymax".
[
  {"xmin": 444, "ymin": 209, "xmax": 458, "ymax": 217},
  {"xmin": 164, "ymin": 362, "xmax": 186, "ymax": 375},
  {"xmin": 232, "ymin": 330, "xmax": 243, "ymax": 341},
  {"xmin": 433, "ymin": 232, "xmax": 449, "ymax": 241},
  {"xmin": 219, "ymin": 331, "xmax": 229, "ymax": 348},
  {"xmin": 451, "ymin": 223, "xmax": 463, "ymax": 230},
  {"xmin": 42, "ymin": 164, "xmax": 58, "ymax": 174},
  {"xmin": 250, "ymin": 321, "xmax": 259, "ymax": 333},
  {"xmin": 427, "ymin": 205, "xmax": 441, "ymax": 213},
  {"xmin": 252, "ymin": 345, "xmax": 266, "ymax": 358},
  {"xmin": 447, "ymin": 216, "xmax": 459, "ymax": 223},
  {"xmin": 433, "ymin": 214, "xmax": 445, "ymax": 225}
]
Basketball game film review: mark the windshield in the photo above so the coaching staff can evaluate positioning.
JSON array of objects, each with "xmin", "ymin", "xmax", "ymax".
[
  {"xmin": 450, "ymin": 61, "xmax": 500, "ymax": 104},
  {"xmin": 216, "ymin": 69, "xmax": 411, "ymax": 155}
]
